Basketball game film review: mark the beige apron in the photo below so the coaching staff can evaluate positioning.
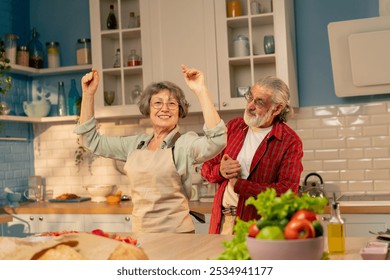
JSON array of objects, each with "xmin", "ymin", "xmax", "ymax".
[{"xmin": 124, "ymin": 143, "xmax": 195, "ymax": 233}]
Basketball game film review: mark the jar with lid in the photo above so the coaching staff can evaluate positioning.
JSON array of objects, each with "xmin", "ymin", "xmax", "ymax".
[
  {"xmin": 227, "ymin": 0, "xmax": 242, "ymax": 17},
  {"xmin": 4, "ymin": 33, "xmax": 19, "ymax": 64},
  {"xmin": 127, "ymin": 49, "xmax": 141, "ymax": 66},
  {"xmin": 46, "ymin": 41, "xmax": 60, "ymax": 68},
  {"xmin": 233, "ymin": 35, "xmax": 249, "ymax": 57},
  {"xmin": 76, "ymin": 38, "xmax": 91, "ymax": 65},
  {"xmin": 17, "ymin": 46, "xmax": 29, "ymax": 66}
]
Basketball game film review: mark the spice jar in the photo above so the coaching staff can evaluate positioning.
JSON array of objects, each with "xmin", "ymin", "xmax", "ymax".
[
  {"xmin": 46, "ymin": 41, "xmax": 60, "ymax": 68},
  {"xmin": 233, "ymin": 35, "xmax": 249, "ymax": 57},
  {"xmin": 76, "ymin": 38, "xmax": 91, "ymax": 65},
  {"xmin": 17, "ymin": 45, "xmax": 29, "ymax": 66}
]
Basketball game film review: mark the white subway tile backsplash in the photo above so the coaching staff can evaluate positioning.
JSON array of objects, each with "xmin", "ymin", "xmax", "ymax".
[{"xmin": 33, "ymin": 101, "xmax": 390, "ymax": 195}]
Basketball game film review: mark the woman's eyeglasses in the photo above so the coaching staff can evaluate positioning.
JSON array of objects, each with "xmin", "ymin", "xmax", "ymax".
[
  {"xmin": 244, "ymin": 92, "xmax": 266, "ymax": 109},
  {"xmin": 151, "ymin": 100, "xmax": 179, "ymax": 110}
]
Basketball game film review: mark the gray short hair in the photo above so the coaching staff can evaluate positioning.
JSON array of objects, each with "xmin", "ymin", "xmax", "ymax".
[
  {"xmin": 256, "ymin": 76, "xmax": 292, "ymax": 122},
  {"xmin": 138, "ymin": 81, "xmax": 190, "ymax": 118}
]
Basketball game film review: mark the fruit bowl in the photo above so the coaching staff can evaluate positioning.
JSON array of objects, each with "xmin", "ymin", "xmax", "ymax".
[
  {"xmin": 84, "ymin": 185, "xmax": 115, "ymax": 202},
  {"xmin": 246, "ymin": 235, "xmax": 324, "ymax": 260}
]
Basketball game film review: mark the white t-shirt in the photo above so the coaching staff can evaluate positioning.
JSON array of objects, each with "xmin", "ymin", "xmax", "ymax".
[{"xmin": 222, "ymin": 125, "xmax": 273, "ymax": 208}]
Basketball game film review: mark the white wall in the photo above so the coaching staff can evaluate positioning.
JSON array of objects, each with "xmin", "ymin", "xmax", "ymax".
[{"xmin": 33, "ymin": 101, "xmax": 390, "ymax": 198}]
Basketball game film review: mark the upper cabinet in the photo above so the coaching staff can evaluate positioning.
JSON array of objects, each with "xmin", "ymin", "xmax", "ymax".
[
  {"xmin": 215, "ymin": 0, "xmax": 299, "ymax": 110},
  {"xmin": 89, "ymin": 0, "xmax": 144, "ymax": 118},
  {"xmin": 89, "ymin": 0, "xmax": 298, "ymax": 119}
]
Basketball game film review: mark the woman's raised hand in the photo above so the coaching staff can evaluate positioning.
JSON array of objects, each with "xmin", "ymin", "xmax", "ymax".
[
  {"xmin": 81, "ymin": 68, "xmax": 99, "ymax": 98},
  {"xmin": 181, "ymin": 64, "xmax": 205, "ymax": 94}
]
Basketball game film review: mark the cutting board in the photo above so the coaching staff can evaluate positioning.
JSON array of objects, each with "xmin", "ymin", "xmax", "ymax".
[{"xmin": 48, "ymin": 197, "xmax": 91, "ymax": 203}]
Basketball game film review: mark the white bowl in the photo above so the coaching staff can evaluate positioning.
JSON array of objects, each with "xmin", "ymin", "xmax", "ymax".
[
  {"xmin": 23, "ymin": 100, "xmax": 51, "ymax": 117},
  {"xmin": 84, "ymin": 185, "xmax": 115, "ymax": 202},
  {"xmin": 246, "ymin": 235, "xmax": 324, "ymax": 260}
]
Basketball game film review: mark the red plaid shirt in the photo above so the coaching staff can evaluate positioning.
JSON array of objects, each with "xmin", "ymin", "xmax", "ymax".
[{"xmin": 201, "ymin": 117, "xmax": 303, "ymax": 234}]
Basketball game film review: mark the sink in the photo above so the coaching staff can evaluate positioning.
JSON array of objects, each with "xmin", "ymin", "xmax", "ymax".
[{"xmin": 336, "ymin": 192, "xmax": 390, "ymax": 206}]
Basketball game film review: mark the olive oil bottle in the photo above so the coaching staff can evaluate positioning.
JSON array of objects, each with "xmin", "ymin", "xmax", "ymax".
[{"xmin": 327, "ymin": 197, "xmax": 345, "ymax": 254}]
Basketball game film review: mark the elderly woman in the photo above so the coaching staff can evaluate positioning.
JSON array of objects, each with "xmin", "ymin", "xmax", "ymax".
[{"xmin": 74, "ymin": 65, "xmax": 227, "ymax": 233}]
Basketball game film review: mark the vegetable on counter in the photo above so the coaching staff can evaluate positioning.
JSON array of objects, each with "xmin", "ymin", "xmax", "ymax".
[{"xmin": 216, "ymin": 188, "xmax": 328, "ymax": 260}]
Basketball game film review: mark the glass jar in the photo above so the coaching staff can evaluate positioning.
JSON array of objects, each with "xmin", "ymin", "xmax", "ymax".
[
  {"xmin": 233, "ymin": 35, "xmax": 249, "ymax": 57},
  {"xmin": 4, "ymin": 33, "xmax": 19, "ymax": 64},
  {"xmin": 227, "ymin": 0, "xmax": 242, "ymax": 17},
  {"xmin": 46, "ymin": 41, "xmax": 60, "ymax": 68},
  {"xmin": 76, "ymin": 38, "xmax": 91, "ymax": 65},
  {"xmin": 131, "ymin": 85, "xmax": 142, "ymax": 104},
  {"xmin": 17, "ymin": 45, "xmax": 29, "ymax": 66},
  {"xmin": 127, "ymin": 49, "xmax": 141, "ymax": 66}
]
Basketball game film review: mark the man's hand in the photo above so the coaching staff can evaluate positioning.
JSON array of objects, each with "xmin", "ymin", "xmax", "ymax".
[{"xmin": 220, "ymin": 154, "xmax": 241, "ymax": 179}]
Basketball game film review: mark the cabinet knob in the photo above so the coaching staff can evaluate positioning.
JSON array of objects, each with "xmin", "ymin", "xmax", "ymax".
[
  {"xmin": 38, "ymin": 216, "xmax": 43, "ymax": 221},
  {"xmin": 29, "ymin": 216, "xmax": 34, "ymax": 221},
  {"xmin": 125, "ymin": 216, "xmax": 131, "ymax": 222},
  {"xmin": 222, "ymin": 102, "xmax": 228, "ymax": 107}
]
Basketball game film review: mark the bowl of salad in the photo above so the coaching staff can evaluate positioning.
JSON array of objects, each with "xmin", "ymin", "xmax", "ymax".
[{"xmin": 217, "ymin": 188, "xmax": 328, "ymax": 260}]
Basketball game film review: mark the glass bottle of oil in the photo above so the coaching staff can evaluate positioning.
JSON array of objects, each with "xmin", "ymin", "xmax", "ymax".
[{"xmin": 327, "ymin": 199, "xmax": 345, "ymax": 254}]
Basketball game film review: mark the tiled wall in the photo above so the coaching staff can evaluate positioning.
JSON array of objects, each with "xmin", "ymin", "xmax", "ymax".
[{"xmin": 33, "ymin": 101, "xmax": 390, "ymax": 199}]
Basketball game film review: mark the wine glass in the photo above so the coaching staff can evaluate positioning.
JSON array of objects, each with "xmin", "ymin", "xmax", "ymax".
[{"xmin": 104, "ymin": 91, "xmax": 115, "ymax": 106}]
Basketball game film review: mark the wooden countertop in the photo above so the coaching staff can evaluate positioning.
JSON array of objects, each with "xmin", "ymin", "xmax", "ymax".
[
  {"xmin": 118, "ymin": 232, "xmax": 385, "ymax": 260},
  {"xmin": 2, "ymin": 201, "xmax": 214, "ymax": 215}
]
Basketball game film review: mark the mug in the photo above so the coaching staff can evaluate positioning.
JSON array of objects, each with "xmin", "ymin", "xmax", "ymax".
[{"xmin": 24, "ymin": 187, "xmax": 38, "ymax": 201}]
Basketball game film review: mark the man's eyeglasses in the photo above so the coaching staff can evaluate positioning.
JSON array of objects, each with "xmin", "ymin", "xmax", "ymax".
[
  {"xmin": 244, "ymin": 92, "xmax": 266, "ymax": 109},
  {"xmin": 151, "ymin": 100, "xmax": 179, "ymax": 110}
]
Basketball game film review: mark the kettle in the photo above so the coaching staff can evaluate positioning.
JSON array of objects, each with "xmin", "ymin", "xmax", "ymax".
[{"xmin": 299, "ymin": 172, "xmax": 327, "ymax": 198}]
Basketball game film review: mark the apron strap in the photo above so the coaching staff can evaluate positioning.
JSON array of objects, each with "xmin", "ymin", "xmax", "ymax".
[{"xmin": 167, "ymin": 132, "xmax": 181, "ymax": 148}]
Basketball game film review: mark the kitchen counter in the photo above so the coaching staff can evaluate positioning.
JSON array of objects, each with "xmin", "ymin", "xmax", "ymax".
[
  {"xmin": 2, "ymin": 201, "xmax": 214, "ymax": 215},
  {"xmin": 118, "ymin": 232, "xmax": 387, "ymax": 260},
  {"xmin": 4, "ymin": 200, "xmax": 390, "ymax": 216}
]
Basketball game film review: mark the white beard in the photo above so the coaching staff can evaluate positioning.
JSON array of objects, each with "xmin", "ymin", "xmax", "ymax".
[{"xmin": 243, "ymin": 106, "xmax": 275, "ymax": 128}]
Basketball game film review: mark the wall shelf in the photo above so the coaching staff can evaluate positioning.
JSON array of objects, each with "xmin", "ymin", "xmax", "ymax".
[
  {"xmin": 0, "ymin": 115, "xmax": 78, "ymax": 123},
  {"xmin": 9, "ymin": 64, "xmax": 92, "ymax": 77}
]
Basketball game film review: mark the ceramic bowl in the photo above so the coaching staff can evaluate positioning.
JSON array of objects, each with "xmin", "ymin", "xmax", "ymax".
[
  {"xmin": 246, "ymin": 235, "xmax": 324, "ymax": 260},
  {"xmin": 84, "ymin": 185, "xmax": 116, "ymax": 202},
  {"xmin": 23, "ymin": 99, "xmax": 51, "ymax": 117},
  {"xmin": 6, "ymin": 192, "xmax": 22, "ymax": 207}
]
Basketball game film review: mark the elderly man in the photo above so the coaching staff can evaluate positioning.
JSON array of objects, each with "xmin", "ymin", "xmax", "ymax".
[{"xmin": 201, "ymin": 76, "xmax": 303, "ymax": 234}]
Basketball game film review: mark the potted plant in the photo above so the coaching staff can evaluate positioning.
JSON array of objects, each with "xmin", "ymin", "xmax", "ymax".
[{"xmin": 0, "ymin": 41, "xmax": 13, "ymax": 115}]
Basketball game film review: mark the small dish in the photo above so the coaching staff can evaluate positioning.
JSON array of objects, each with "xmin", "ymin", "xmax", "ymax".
[{"xmin": 360, "ymin": 247, "xmax": 388, "ymax": 260}]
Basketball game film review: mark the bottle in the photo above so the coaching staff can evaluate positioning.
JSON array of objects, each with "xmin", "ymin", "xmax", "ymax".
[
  {"xmin": 68, "ymin": 79, "xmax": 80, "ymax": 115},
  {"xmin": 46, "ymin": 41, "xmax": 60, "ymax": 68},
  {"xmin": 57, "ymin": 81, "xmax": 67, "ymax": 116},
  {"xmin": 28, "ymin": 27, "xmax": 44, "ymax": 69},
  {"xmin": 327, "ymin": 196, "xmax": 345, "ymax": 254},
  {"xmin": 106, "ymin": 4, "xmax": 117, "ymax": 29},
  {"xmin": 128, "ymin": 12, "xmax": 138, "ymax": 28},
  {"xmin": 131, "ymin": 85, "xmax": 142, "ymax": 104},
  {"xmin": 113, "ymin": 48, "xmax": 121, "ymax": 68},
  {"xmin": 127, "ymin": 49, "xmax": 141, "ymax": 66}
]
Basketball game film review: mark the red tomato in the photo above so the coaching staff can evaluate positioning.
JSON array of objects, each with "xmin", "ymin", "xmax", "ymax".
[
  {"xmin": 91, "ymin": 229, "xmax": 109, "ymax": 237},
  {"xmin": 248, "ymin": 223, "xmax": 260, "ymax": 238},
  {"xmin": 290, "ymin": 209, "xmax": 317, "ymax": 222},
  {"xmin": 284, "ymin": 219, "xmax": 315, "ymax": 239}
]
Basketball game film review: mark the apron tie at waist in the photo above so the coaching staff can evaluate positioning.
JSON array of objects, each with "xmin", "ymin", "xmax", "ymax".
[{"xmin": 222, "ymin": 206, "xmax": 237, "ymax": 216}]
